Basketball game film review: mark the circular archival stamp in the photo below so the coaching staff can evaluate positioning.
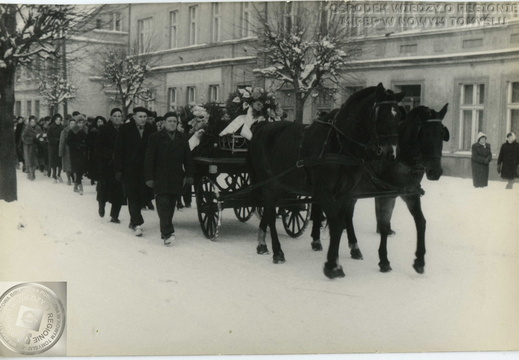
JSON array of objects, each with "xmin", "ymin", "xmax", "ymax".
[{"xmin": 0, "ymin": 283, "xmax": 66, "ymax": 355}]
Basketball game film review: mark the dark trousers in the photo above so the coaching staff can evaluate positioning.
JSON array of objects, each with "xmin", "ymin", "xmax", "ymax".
[
  {"xmin": 99, "ymin": 201, "xmax": 123, "ymax": 219},
  {"xmin": 123, "ymin": 181, "xmax": 146, "ymax": 226},
  {"xmin": 51, "ymin": 166, "xmax": 62, "ymax": 179},
  {"xmin": 156, "ymin": 194, "xmax": 178, "ymax": 237},
  {"xmin": 74, "ymin": 172, "xmax": 83, "ymax": 185}
]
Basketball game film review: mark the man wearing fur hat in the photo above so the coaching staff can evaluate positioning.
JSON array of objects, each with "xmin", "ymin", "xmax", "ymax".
[
  {"xmin": 471, "ymin": 132, "xmax": 492, "ymax": 188},
  {"xmin": 497, "ymin": 132, "xmax": 519, "ymax": 189},
  {"xmin": 113, "ymin": 107, "xmax": 156, "ymax": 236}
]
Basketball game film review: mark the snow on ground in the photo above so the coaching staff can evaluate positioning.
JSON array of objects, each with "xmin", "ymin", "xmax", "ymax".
[{"xmin": 1, "ymin": 169, "xmax": 518, "ymax": 357}]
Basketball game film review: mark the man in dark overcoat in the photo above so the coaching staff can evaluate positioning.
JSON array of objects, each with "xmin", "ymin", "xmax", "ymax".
[
  {"xmin": 113, "ymin": 107, "xmax": 155, "ymax": 236},
  {"xmin": 145, "ymin": 112, "xmax": 194, "ymax": 245},
  {"xmin": 95, "ymin": 108, "xmax": 126, "ymax": 223},
  {"xmin": 497, "ymin": 132, "xmax": 519, "ymax": 189}
]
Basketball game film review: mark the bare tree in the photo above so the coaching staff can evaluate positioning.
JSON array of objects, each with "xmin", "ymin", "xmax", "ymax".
[
  {"xmin": 0, "ymin": 5, "xmax": 100, "ymax": 202},
  {"xmin": 98, "ymin": 37, "xmax": 160, "ymax": 118},
  {"xmin": 253, "ymin": 2, "xmax": 361, "ymax": 123},
  {"xmin": 38, "ymin": 74, "xmax": 77, "ymax": 114}
]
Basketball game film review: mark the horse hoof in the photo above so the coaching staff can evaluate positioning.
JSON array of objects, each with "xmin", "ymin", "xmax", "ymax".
[
  {"xmin": 350, "ymin": 248, "xmax": 363, "ymax": 260},
  {"xmin": 273, "ymin": 252, "xmax": 285, "ymax": 264},
  {"xmin": 379, "ymin": 263, "xmax": 392, "ymax": 273},
  {"xmin": 311, "ymin": 241, "xmax": 323, "ymax": 251},
  {"xmin": 413, "ymin": 263, "xmax": 424, "ymax": 274},
  {"xmin": 323, "ymin": 264, "xmax": 345, "ymax": 279},
  {"xmin": 256, "ymin": 244, "xmax": 269, "ymax": 255}
]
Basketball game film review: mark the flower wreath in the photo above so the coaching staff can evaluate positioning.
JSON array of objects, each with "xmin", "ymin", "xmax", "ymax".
[
  {"xmin": 227, "ymin": 87, "xmax": 284, "ymax": 122},
  {"xmin": 187, "ymin": 105, "xmax": 210, "ymax": 135}
]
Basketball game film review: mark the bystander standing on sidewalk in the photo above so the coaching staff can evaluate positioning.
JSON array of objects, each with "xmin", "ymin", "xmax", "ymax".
[
  {"xmin": 471, "ymin": 132, "xmax": 492, "ymax": 188},
  {"xmin": 497, "ymin": 132, "xmax": 519, "ymax": 189}
]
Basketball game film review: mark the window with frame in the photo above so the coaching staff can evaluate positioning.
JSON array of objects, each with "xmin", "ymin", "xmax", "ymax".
[
  {"xmin": 212, "ymin": 3, "xmax": 221, "ymax": 42},
  {"xmin": 26, "ymin": 101, "xmax": 32, "ymax": 117},
  {"xmin": 168, "ymin": 87, "xmax": 177, "ymax": 110},
  {"xmin": 169, "ymin": 10, "xmax": 178, "ymax": 49},
  {"xmin": 459, "ymin": 83, "xmax": 485, "ymax": 151},
  {"xmin": 187, "ymin": 86, "xmax": 197, "ymax": 105},
  {"xmin": 113, "ymin": 12, "xmax": 121, "ymax": 31},
  {"xmin": 15, "ymin": 101, "xmax": 21, "ymax": 117},
  {"xmin": 209, "ymin": 85, "xmax": 220, "ymax": 103},
  {"xmin": 188, "ymin": 6, "xmax": 198, "ymax": 46},
  {"xmin": 395, "ymin": 84, "xmax": 421, "ymax": 112},
  {"xmin": 138, "ymin": 17, "xmax": 152, "ymax": 53},
  {"xmin": 34, "ymin": 100, "xmax": 40, "ymax": 119},
  {"xmin": 507, "ymin": 81, "xmax": 519, "ymax": 134},
  {"xmin": 241, "ymin": 2, "xmax": 251, "ymax": 38}
]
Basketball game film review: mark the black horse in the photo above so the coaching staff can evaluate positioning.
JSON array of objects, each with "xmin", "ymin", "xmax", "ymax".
[
  {"xmin": 249, "ymin": 83, "xmax": 405, "ymax": 279},
  {"xmin": 310, "ymin": 104, "xmax": 450, "ymax": 274},
  {"xmin": 375, "ymin": 104, "xmax": 449, "ymax": 273}
]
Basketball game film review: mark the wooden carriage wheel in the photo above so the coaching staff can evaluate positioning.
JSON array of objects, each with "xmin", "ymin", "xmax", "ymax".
[
  {"xmin": 232, "ymin": 173, "xmax": 254, "ymax": 222},
  {"xmin": 196, "ymin": 176, "xmax": 221, "ymax": 241},
  {"xmin": 280, "ymin": 196, "xmax": 310, "ymax": 238}
]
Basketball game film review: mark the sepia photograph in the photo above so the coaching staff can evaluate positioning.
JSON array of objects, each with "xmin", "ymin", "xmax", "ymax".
[{"xmin": 0, "ymin": 0, "xmax": 518, "ymax": 358}]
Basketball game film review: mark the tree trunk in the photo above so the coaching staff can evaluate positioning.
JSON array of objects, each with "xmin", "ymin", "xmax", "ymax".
[
  {"xmin": 0, "ymin": 65, "xmax": 19, "ymax": 202},
  {"xmin": 294, "ymin": 94, "xmax": 306, "ymax": 124}
]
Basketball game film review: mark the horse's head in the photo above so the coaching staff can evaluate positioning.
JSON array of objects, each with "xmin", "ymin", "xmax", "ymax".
[
  {"xmin": 400, "ymin": 103, "xmax": 450, "ymax": 180},
  {"xmin": 371, "ymin": 83, "xmax": 406, "ymax": 161}
]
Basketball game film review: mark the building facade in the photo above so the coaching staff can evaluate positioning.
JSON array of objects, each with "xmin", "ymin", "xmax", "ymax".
[
  {"xmin": 14, "ymin": 4, "xmax": 130, "ymax": 119},
  {"xmin": 13, "ymin": 2, "xmax": 519, "ymax": 178}
]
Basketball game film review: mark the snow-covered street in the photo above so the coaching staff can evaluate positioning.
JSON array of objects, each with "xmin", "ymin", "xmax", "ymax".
[{"xmin": 1, "ymin": 168, "xmax": 518, "ymax": 356}]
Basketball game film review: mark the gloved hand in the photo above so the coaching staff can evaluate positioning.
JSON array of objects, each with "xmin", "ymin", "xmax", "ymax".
[
  {"xmin": 146, "ymin": 180, "xmax": 155, "ymax": 188},
  {"xmin": 115, "ymin": 172, "xmax": 122, "ymax": 182},
  {"xmin": 497, "ymin": 164, "xmax": 502, "ymax": 174},
  {"xmin": 185, "ymin": 177, "xmax": 194, "ymax": 186}
]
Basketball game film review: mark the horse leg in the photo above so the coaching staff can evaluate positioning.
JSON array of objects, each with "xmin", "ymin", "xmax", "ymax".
[
  {"xmin": 264, "ymin": 202, "xmax": 285, "ymax": 264},
  {"xmin": 376, "ymin": 197, "xmax": 396, "ymax": 235},
  {"xmin": 344, "ymin": 199, "xmax": 363, "ymax": 260},
  {"xmin": 376, "ymin": 197, "xmax": 396, "ymax": 272},
  {"xmin": 402, "ymin": 195, "xmax": 426, "ymax": 274},
  {"xmin": 256, "ymin": 213, "xmax": 269, "ymax": 255},
  {"xmin": 310, "ymin": 203, "xmax": 323, "ymax": 251},
  {"xmin": 323, "ymin": 217, "xmax": 346, "ymax": 278}
]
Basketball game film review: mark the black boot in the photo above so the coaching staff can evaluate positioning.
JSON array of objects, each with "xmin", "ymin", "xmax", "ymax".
[{"xmin": 98, "ymin": 202, "xmax": 105, "ymax": 218}]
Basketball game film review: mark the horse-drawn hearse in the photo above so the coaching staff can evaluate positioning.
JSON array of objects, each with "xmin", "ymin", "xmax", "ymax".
[{"xmin": 189, "ymin": 84, "xmax": 450, "ymax": 279}]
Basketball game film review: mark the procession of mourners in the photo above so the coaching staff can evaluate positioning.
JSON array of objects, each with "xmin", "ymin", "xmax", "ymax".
[{"xmin": 11, "ymin": 85, "xmax": 514, "ymax": 278}]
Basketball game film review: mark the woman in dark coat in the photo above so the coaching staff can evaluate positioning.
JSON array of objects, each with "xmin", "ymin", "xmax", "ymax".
[
  {"xmin": 497, "ymin": 132, "xmax": 519, "ymax": 189},
  {"xmin": 21, "ymin": 117, "xmax": 43, "ymax": 181},
  {"xmin": 471, "ymin": 132, "xmax": 493, "ymax": 188},
  {"xmin": 95, "ymin": 109, "xmax": 126, "ymax": 223},
  {"xmin": 47, "ymin": 113, "xmax": 64, "ymax": 183},
  {"xmin": 86, "ymin": 116, "xmax": 106, "ymax": 185},
  {"xmin": 67, "ymin": 116, "xmax": 88, "ymax": 195}
]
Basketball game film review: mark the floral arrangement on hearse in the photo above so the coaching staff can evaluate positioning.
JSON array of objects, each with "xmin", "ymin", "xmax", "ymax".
[
  {"xmin": 220, "ymin": 87, "xmax": 284, "ymax": 140},
  {"xmin": 183, "ymin": 87, "xmax": 283, "ymax": 156}
]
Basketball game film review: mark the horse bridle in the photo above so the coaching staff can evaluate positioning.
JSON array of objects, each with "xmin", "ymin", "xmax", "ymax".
[{"xmin": 312, "ymin": 100, "xmax": 401, "ymax": 159}]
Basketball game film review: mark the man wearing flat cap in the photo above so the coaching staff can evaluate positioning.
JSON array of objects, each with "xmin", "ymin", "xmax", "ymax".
[{"xmin": 113, "ymin": 107, "xmax": 155, "ymax": 236}]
